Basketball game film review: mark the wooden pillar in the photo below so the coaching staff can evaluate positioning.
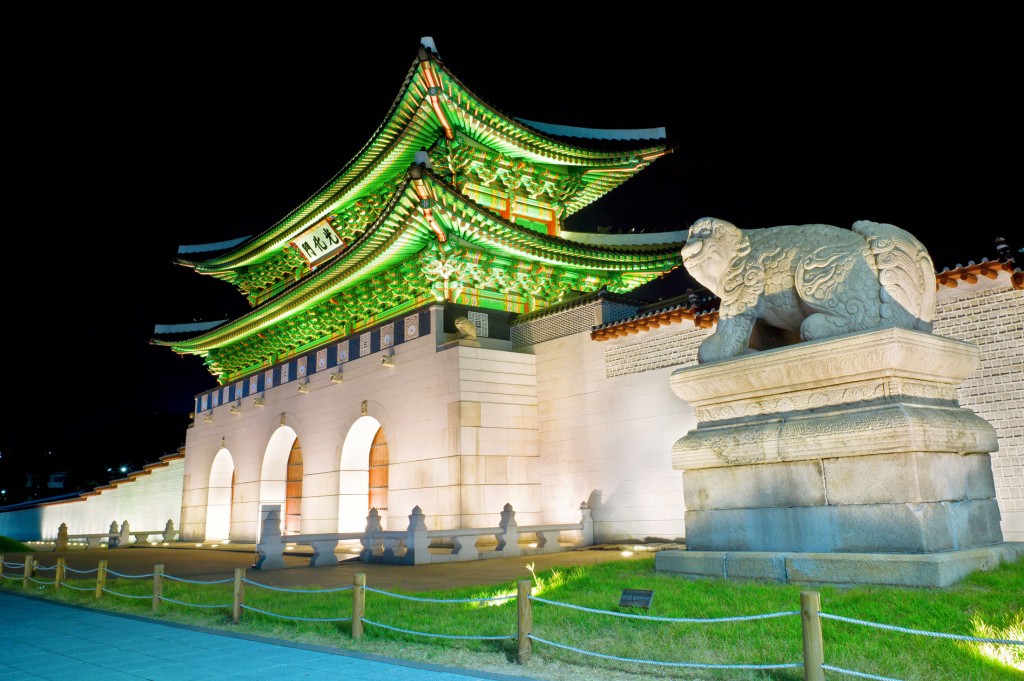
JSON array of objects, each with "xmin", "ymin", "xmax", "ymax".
[
  {"xmin": 517, "ymin": 579, "xmax": 532, "ymax": 664},
  {"xmin": 95, "ymin": 560, "xmax": 107, "ymax": 600},
  {"xmin": 152, "ymin": 564, "xmax": 164, "ymax": 612},
  {"xmin": 22, "ymin": 555, "xmax": 34, "ymax": 589},
  {"xmin": 55, "ymin": 558, "xmax": 65, "ymax": 592},
  {"xmin": 232, "ymin": 568, "xmax": 244, "ymax": 624},
  {"xmin": 351, "ymin": 573, "xmax": 366, "ymax": 639},
  {"xmin": 801, "ymin": 591, "xmax": 825, "ymax": 681}
]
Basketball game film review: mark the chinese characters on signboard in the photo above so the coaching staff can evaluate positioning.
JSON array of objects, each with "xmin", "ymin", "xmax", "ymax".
[{"xmin": 292, "ymin": 218, "xmax": 345, "ymax": 265}]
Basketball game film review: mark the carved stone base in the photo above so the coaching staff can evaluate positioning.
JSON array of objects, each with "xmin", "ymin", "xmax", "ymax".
[
  {"xmin": 670, "ymin": 328, "xmax": 1001, "ymax": 556},
  {"xmin": 655, "ymin": 543, "xmax": 1024, "ymax": 588}
]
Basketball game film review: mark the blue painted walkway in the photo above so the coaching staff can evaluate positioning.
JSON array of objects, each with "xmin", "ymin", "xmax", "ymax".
[{"xmin": 0, "ymin": 593, "xmax": 531, "ymax": 681}]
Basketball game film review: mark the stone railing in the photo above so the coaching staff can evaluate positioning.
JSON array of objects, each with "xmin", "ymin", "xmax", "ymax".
[
  {"xmin": 255, "ymin": 502, "xmax": 594, "ymax": 570},
  {"xmin": 54, "ymin": 520, "xmax": 178, "ymax": 551}
]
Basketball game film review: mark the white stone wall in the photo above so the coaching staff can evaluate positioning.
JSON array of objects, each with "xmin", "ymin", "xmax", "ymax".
[
  {"xmin": 181, "ymin": 307, "xmax": 543, "ymax": 542},
  {"xmin": 0, "ymin": 457, "xmax": 184, "ymax": 541},
  {"xmin": 533, "ymin": 322, "xmax": 708, "ymax": 542},
  {"xmin": 934, "ymin": 276, "xmax": 1024, "ymax": 540}
]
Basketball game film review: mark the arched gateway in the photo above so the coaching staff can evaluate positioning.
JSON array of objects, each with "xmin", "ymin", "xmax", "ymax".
[
  {"xmin": 260, "ymin": 426, "xmax": 302, "ymax": 534},
  {"xmin": 339, "ymin": 416, "xmax": 389, "ymax": 531},
  {"xmin": 205, "ymin": 448, "xmax": 234, "ymax": 541}
]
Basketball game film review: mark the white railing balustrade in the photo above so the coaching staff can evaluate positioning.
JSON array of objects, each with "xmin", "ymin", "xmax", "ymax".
[
  {"xmin": 255, "ymin": 502, "xmax": 594, "ymax": 570},
  {"xmin": 54, "ymin": 519, "xmax": 178, "ymax": 551}
]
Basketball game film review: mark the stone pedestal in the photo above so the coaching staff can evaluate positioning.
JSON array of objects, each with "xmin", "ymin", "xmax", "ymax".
[{"xmin": 656, "ymin": 328, "xmax": 1020, "ymax": 586}]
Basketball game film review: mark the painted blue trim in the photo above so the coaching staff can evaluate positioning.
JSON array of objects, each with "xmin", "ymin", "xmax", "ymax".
[{"xmin": 194, "ymin": 307, "xmax": 434, "ymax": 409}]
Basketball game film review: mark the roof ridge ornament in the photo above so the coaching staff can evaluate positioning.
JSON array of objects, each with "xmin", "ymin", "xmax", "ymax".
[{"xmin": 420, "ymin": 37, "xmax": 439, "ymax": 59}]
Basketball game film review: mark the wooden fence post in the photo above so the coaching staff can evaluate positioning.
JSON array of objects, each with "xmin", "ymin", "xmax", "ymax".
[
  {"xmin": 152, "ymin": 564, "xmax": 164, "ymax": 612},
  {"xmin": 55, "ymin": 558, "xmax": 65, "ymax": 592},
  {"xmin": 801, "ymin": 591, "xmax": 825, "ymax": 681},
  {"xmin": 517, "ymin": 579, "xmax": 533, "ymax": 664},
  {"xmin": 95, "ymin": 560, "xmax": 107, "ymax": 600},
  {"xmin": 22, "ymin": 555, "xmax": 34, "ymax": 589},
  {"xmin": 232, "ymin": 568, "xmax": 244, "ymax": 624},
  {"xmin": 351, "ymin": 573, "xmax": 366, "ymax": 639}
]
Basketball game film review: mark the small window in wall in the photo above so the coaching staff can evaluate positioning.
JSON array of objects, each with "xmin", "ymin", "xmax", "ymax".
[
  {"xmin": 467, "ymin": 310, "xmax": 489, "ymax": 338},
  {"xmin": 285, "ymin": 439, "xmax": 303, "ymax": 535},
  {"xmin": 368, "ymin": 427, "xmax": 389, "ymax": 512}
]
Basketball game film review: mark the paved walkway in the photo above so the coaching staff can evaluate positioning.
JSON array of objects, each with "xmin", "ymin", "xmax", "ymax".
[{"xmin": 0, "ymin": 592, "xmax": 534, "ymax": 681}]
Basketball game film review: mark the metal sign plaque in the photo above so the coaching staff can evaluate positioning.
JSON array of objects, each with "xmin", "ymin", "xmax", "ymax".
[{"xmin": 619, "ymin": 589, "xmax": 654, "ymax": 609}]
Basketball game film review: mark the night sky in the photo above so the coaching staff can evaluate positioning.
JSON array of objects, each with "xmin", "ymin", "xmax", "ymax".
[{"xmin": 2, "ymin": 7, "xmax": 1020, "ymax": 491}]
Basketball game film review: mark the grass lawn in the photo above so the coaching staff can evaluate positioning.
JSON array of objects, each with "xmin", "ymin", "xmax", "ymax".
[
  {"xmin": 2, "ymin": 555, "xmax": 1022, "ymax": 680},
  {"xmin": 0, "ymin": 536, "xmax": 34, "ymax": 552}
]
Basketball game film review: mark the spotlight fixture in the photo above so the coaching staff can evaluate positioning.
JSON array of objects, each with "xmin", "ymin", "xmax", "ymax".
[
  {"xmin": 381, "ymin": 354, "xmax": 395, "ymax": 367},
  {"xmin": 253, "ymin": 397, "xmax": 265, "ymax": 407},
  {"xmin": 330, "ymin": 372, "xmax": 344, "ymax": 383},
  {"xmin": 203, "ymin": 413, "xmax": 213, "ymax": 423},
  {"xmin": 229, "ymin": 404, "xmax": 240, "ymax": 415},
  {"xmin": 298, "ymin": 382, "xmax": 310, "ymax": 393}
]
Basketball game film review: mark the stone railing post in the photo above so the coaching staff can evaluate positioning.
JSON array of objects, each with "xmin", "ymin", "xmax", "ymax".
[
  {"xmin": 580, "ymin": 501, "xmax": 594, "ymax": 546},
  {"xmin": 254, "ymin": 506, "xmax": 285, "ymax": 570},
  {"xmin": 163, "ymin": 519, "xmax": 176, "ymax": 543},
  {"xmin": 360, "ymin": 509, "xmax": 382, "ymax": 562},
  {"xmin": 405, "ymin": 506, "xmax": 429, "ymax": 565},
  {"xmin": 118, "ymin": 520, "xmax": 132, "ymax": 547},
  {"xmin": 497, "ymin": 503, "xmax": 520, "ymax": 557},
  {"xmin": 55, "ymin": 523, "xmax": 69, "ymax": 552},
  {"xmin": 108, "ymin": 521, "xmax": 120, "ymax": 548}
]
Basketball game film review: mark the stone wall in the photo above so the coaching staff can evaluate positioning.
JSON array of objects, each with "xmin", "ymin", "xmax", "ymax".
[
  {"xmin": 0, "ymin": 457, "xmax": 184, "ymax": 541},
  {"xmin": 532, "ymin": 323, "xmax": 696, "ymax": 542},
  {"xmin": 934, "ymin": 277, "xmax": 1024, "ymax": 540},
  {"xmin": 180, "ymin": 306, "xmax": 543, "ymax": 542}
]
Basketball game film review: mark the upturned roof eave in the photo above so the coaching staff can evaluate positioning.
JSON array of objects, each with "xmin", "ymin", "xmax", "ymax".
[
  {"xmin": 159, "ymin": 171, "xmax": 681, "ymax": 353},
  {"xmin": 186, "ymin": 45, "xmax": 671, "ymax": 276}
]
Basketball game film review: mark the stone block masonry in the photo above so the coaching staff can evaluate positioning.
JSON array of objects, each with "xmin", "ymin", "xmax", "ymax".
[{"xmin": 934, "ymin": 281, "xmax": 1024, "ymax": 540}]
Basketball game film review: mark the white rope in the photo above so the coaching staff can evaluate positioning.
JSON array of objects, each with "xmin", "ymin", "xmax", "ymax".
[
  {"xmin": 242, "ymin": 579, "xmax": 353, "ymax": 594},
  {"xmin": 530, "ymin": 596, "xmax": 800, "ymax": 623},
  {"xmin": 361, "ymin": 617, "xmax": 513, "ymax": 640},
  {"xmin": 822, "ymin": 664, "xmax": 903, "ymax": 681},
  {"xmin": 61, "ymin": 583, "xmax": 95, "ymax": 592},
  {"xmin": 820, "ymin": 612, "xmax": 1024, "ymax": 646},
  {"xmin": 241, "ymin": 604, "xmax": 352, "ymax": 622},
  {"xmin": 102, "ymin": 587, "xmax": 151, "ymax": 600},
  {"xmin": 163, "ymin": 574, "xmax": 234, "ymax": 585},
  {"xmin": 64, "ymin": 566, "xmax": 99, "ymax": 574},
  {"xmin": 27, "ymin": 577, "xmax": 56, "ymax": 586},
  {"xmin": 0, "ymin": 573, "xmax": 23, "ymax": 580},
  {"xmin": 106, "ymin": 569, "xmax": 155, "ymax": 579},
  {"xmin": 2, "ymin": 561, "xmax": 25, "ymax": 568},
  {"xmin": 364, "ymin": 586, "xmax": 510, "ymax": 604},
  {"xmin": 159, "ymin": 596, "xmax": 232, "ymax": 609},
  {"xmin": 528, "ymin": 634, "xmax": 802, "ymax": 670},
  {"xmin": 34, "ymin": 564, "xmax": 57, "ymax": 571}
]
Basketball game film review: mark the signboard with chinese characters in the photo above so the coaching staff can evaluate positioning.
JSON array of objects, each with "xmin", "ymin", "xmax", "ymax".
[{"xmin": 292, "ymin": 218, "xmax": 345, "ymax": 265}]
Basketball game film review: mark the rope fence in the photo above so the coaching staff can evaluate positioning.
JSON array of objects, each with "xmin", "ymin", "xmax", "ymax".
[
  {"xmin": 819, "ymin": 611, "xmax": 1024, "ymax": 646},
  {"xmin": 1, "ymin": 553, "xmax": 1020, "ymax": 680},
  {"xmin": 528, "ymin": 633, "xmax": 802, "ymax": 670}
]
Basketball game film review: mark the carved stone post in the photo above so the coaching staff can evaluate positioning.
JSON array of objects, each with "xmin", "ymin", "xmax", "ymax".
[
  {"xmin": 405, "ymin": 506, "xmax": 429, "ymax": 565},
  {"xmin": 254, "ymin": 506, "xmax": 285, "ymax": 570},
  {"xmin": 497, "ymin": 503, "xmax": 521, "ymax": 557}
]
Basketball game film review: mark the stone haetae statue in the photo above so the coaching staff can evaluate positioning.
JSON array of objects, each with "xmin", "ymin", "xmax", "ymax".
[
  {"xmin": 454, "ymin": 316, "xmax": 478, "ymax": 341},
  {"xmin": 681, "ymin": 217, "xmax": 936, "ymax": 363}
]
